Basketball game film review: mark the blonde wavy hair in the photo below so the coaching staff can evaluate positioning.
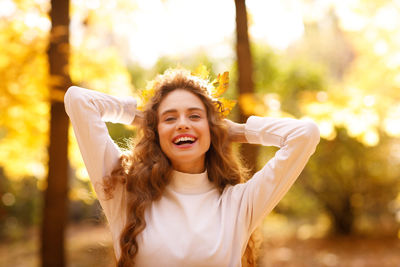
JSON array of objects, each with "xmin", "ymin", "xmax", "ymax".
[{"xmin": 104, "ymin": 69, "xmax": 260, "ymax": 266}]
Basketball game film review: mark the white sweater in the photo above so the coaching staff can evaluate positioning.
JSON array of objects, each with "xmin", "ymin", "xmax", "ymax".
[{"xmin": 64, "ymin": 86, "xmax": 320, "ymax": 267}]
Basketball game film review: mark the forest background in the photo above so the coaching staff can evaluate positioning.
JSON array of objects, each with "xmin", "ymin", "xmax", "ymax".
[{"xmin": 1, "ymin": 0, "xmax": 400, "ymax": 266}]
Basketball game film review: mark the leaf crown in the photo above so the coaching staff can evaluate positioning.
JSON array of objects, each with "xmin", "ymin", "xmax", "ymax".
[{"xmin": 137, "ymin": 65, "xmax": 236, "ymax": 117}]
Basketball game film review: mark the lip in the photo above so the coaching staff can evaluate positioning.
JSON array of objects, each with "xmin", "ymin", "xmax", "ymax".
[{"xmin": 172, "ymin": 134, "xmax": 198, "ymax": 149}]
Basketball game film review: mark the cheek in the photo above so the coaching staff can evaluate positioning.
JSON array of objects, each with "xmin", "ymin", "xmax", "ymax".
[
  {"xmin": 157, "ymin": 124, "xmax": 175, "ymax": 155},
  {"xmin": 157, "ymin": 125, "xmax": 168, "ymax": 148},
  {"xmin": 203, "ymin": 123, "xmax": 211, "ymax": 146}
]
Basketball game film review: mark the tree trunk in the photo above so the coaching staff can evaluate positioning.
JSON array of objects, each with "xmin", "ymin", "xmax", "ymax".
[
  {"xmin": 41, "ymin": 0, "xmax": 71, "ymax": 266},
  {"xmin": 329, "ymin": 197, "xmax": 354, "ymax": 235},
  {"xmin": 301, "ymin": 163, "xmax": 355, "ymax": 235},
  {"xmin": 234, "ymin": 0, "xmax": 259, "ymax": 174}
]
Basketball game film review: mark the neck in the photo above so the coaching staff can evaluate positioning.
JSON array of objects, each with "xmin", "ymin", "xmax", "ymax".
[
  {"xmin": 169, "ymin": 169, "xmax": 213, "ymax": 194},
  {"xmin": 172, "ymin": 159, "xmax": 206, "ymax": 174}
]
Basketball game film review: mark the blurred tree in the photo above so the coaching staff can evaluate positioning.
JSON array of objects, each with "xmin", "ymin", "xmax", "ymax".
[
  {"xmin": 301, "ymin": 129, "xmax": 399, "ymax": 235},
  {"xmin": 0, "ymin": 1, "xmax": 49, "ymax": 181},
  {"xmin": 40, "ymin": 0, "xmax": 71, "ymax": 266},
  {"xmin": 234, "ymin": 0, "xmax": 258, "ymax": 174},
  {"xmin": 0, "ymin": 0, "xmax": 51, "ymax": 244},
  {"xmin": 251, "ymin": 43, "xmax": 327, "ymax": 117},
  {"xmin": 298, "ymin": 1, "xmax": 400, "ymax": 235},
  {"xmin": 245, "ymin": 2, "xmax": 400, "ymax": 235},
  {"xmin": 0, "ymin": 0, "xmax": 136, "ymax": 244},
  {"xmin": 288, "ymin": 10, "xmax": 355, "ymax": 81},
  {"xmin": 0, "ymin": 167, "xmax": 41, "ymax": 240}
]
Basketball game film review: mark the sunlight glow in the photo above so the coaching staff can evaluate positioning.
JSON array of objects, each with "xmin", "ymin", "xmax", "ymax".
[
  {"xmin": 303, "ymin": 88, "xmax": 383, "ymax": 146},
  {"xmin": 331, "ymin": 109, "xmax": 348, "ymax": 125},
  {"xmin": 346, "ymin": 111, "xmax": 379, "ymax": 138},
  {"xmin": 28, "ymin": 162, "xmax": 46, "ymax": 179},
  {"xmin": 362, "ymin": 130, "xmax": 379, "ymax": 147},
  {"xmin": 77, "ymin": 167, "xmax": 89, "ymax": 181},
  {"xmin": 374, "ymin": 5, "xmax": 400, "ymax": 31},
  {"xmin": 85, "ymin": 0, "xmax": 101, "ymax": 10},
  {"xmin": 23, "ymin": 12, "xmax": 51, "ymax": 32},
  {"xmin": 384, "ymin": 118, "xmax": 400, "ymax": 137},
  {"xmin": 386, "ymin": 53, "xmax": 400, "ymax": 69},
  {"xmin": 263, "ymin": 94, "xmax": 281, "ymax": 111},
  {"xmin": 73, "ymin": 0, "xmax": 307, "ymax": 67},
  {"xmin": 318, "ymin": 120, "xmax": 336, "ymax": 140},
  {"xmin": 125, "ymin": 0, "xmax": 236, "ymax": 67},
  {"xmin": 335, "ymin": 3, "xmax": 368, "ymax": 31},
  {"xmin": 247, "ymin": 0, "xmax": 304, "ymax": 50},
  {"xmin": 0, "ymin": 0, "xmax": 16, "ymax": 18},
  {"xmin": 373, "ymin": 40, "xmax": 388, "ymax": 55},
  {"xmin": 363, "ymin": 95, "xmax": 375, "ymax": 107},
  {"xmin": 384, "ymin": 105, "xmax": 400, "ymax": 137}
]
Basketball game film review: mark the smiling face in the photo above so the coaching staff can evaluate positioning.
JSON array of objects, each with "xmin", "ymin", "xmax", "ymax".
[{"xmin": 157, "ymin": 89, "xmax": 211, "ymax": 173}]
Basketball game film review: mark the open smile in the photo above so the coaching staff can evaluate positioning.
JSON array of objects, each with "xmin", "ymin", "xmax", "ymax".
[{"xmin": 172, "ymin": 134, "xmax": 198, "ymax": 148}]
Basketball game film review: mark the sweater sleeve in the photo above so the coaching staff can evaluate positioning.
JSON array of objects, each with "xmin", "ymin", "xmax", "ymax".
[
  {"xmin": 229, "ymin": 116, "xmax": 320, "ymax": 236},
  {"xmin": 64, "ymin": 86, "xmax": 136, "ymax": 225}
]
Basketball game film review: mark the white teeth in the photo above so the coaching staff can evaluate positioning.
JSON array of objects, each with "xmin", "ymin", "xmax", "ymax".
[{"xmin": 174, "ymin": 136, "xmax": 195, "ymax": 144}]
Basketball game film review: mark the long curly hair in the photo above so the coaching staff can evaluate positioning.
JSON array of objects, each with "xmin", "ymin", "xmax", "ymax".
[{"xmin": 103, "ymin": 69, "xmax": 260, "ymax": 266}]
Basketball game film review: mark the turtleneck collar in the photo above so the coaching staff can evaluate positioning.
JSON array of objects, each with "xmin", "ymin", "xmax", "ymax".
[{"xmin": 168, "ymin": 169, "xmax": 215, "ymax": 194}]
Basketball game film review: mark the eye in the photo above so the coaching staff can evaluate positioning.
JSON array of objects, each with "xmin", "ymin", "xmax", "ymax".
[
  {"xmin": 164, "ymin": 116, "xmax": 176, "ymax": 122},
  {"xmin": 189, "ymin": 114, "xmax": 201, "ymax": 120}
]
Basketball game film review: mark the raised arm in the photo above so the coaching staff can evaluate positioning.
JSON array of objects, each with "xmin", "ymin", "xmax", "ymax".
[
  {"xmin": 226, "ymin": 116, "xmax": 320, "ymax": 235},
  {"xmin": 64, "ymin": 86, "xmax": 136, "ymax": 219}
]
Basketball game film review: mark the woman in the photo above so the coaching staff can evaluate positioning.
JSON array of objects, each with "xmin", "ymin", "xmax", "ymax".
[{"xmin": 64, "ymin": 68, "xmax": 320, "ymax": 267}]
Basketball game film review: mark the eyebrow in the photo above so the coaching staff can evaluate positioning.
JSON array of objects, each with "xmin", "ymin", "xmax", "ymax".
[{"xmin": 160, "ymin": 107, "xmax": 205, "ymax": 117}]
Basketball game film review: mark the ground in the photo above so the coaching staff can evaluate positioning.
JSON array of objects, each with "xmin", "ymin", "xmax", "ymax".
[
  {"xmin": 0, "ymin": 224, "xmax": 399, "ymax": 267},
  {"xmin": 260, "ymin": 236, "xmax": 400, "ymax": 267}
]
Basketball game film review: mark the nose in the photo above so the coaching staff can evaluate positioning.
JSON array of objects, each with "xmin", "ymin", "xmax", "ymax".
[{"xmin": 176, "ymin": 116, "xmax": 190, "ymax": 130}]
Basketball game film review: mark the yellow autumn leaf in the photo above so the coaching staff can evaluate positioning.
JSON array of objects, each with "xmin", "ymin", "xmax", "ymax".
[
  {"xmin": 191, "ymin": 64, "xmax": 209, "ymax": 80},
  {"xmin": 218, "ymin": 97, "xmax": 237, "ymax": 117},
  {"xmin": 211, "ymin": 71, "xmax": 229, "ymax": 98},
  {"xmin": 137, "ymin": 80, "xmax": 156, "ymax": 110}
]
